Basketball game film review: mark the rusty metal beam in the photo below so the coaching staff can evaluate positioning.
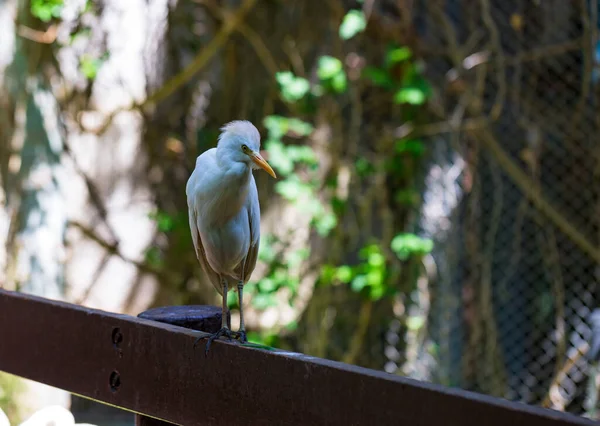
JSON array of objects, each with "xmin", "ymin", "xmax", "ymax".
[{"xmin": 0, "ymin": 289, "xmax": 596, "ymax": 426}]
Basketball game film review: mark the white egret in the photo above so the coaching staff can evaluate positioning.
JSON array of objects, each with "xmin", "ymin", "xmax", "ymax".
[{"xmin": 186, "ymin": 120, "xmax": 276, "ymax": 353}]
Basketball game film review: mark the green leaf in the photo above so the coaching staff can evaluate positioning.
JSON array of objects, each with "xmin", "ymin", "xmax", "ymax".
[
  {"xmin": 400, "ymin": 67, "xmax": 432, "ymax": 101},
  {"xmin": 366, "ymin": 269, "xmax": 383, "ymax": 287},
  {"xmin": 395, "ymin": 189, "xmax": 419, "ymax": 206},
  {"xmin": 335, "ymin": 265, "xmax": 354, "ymax": 283},
  {"xmin": 331, "ymin": 72, "xmax": 348, "ymax": 93},
  {"xmin": 359, "ymin": 244, "xmax": 380, "ymax": 259},
  {"xmin": 355, "ymin": 157, "xmax": 374, "ymax": 176},
  {"xmin": 259, "ymin": 277, "xmax": 278, "ymax": 293},
  {"xmin": 275, "ymin": 177, "xmax": 313, "ymax": 201},
  {"xmin": 331, "ymin": 197, "xmax": 347, "ymax": 215},
  {"xmin": 391, "ymin": 233, "xmax": 434, "ymax": 260},
  {"xmin": 287, "ymin": 118, "xmax": 314, "ymax": 137},
  {"xmin": 369, "ymin": 285, "xmax": 385, "ymax": 300},
  {"xmin": 286, "ymin": 145, "xmax": 317, "ymax": 165},
  {"xmin": 276, "ymin": 71, "xmax": 294, "ymax": 85},
  {"xmin": 385, "ymin": 46, "xmax": 412, "ymax": 67},
  {"xmin": 263, "ymin": 115, "xmax": 289, "ymax": 140},
  {"xmin": 320, "ymin": 265, "xmax": 337, "ymax": 285},
  {"xmin": 285, "ymin": 277, "xmax": 300, "ymax": 292},
  {"xmin": 258, "ymin": 239, "xmax": 276, "ymax": 263},
  {"xmin": 265, "ymin": 140, "xmax": 294, "ymax": 175},
  {"xmin": 368, "ymin": 252, "xmax": 385, "ymax": 267},
  {"xmin": 263, "ymin": 117, "xmax": 315, "ymax": 174},
  {"xmin": 149, "ymin": 211, "xmax": 174, "ymax": 232},
  {"xmin": 362, "ymin": 66, "xmax": 394, "ymax": 89},
  {"xmin": 286, "ymin": 80, "xmax": 310, "ymax": 102},
  {"xmin": 339, "ymin": 10, "xmax": 366, "ymax": 40},
  {"xmin": 276, "ymin": 71, "xmax": 310, "ymax": 103},
  {"xmin": 317, "ymin": 56, "xmax": 348, "ymax": 94},
  {"xmin": 351, "ymin": 275, "xmax": 368, "ymax": 292},
  {"xmin": 157, "ymin": 215, "xmax": 173, "ymax": 232},
  {"xmin": 273, "ymin": 268, "xmax": 289, "ymax": 285},
  {"xmin": 80, "ymin": 55, "xmax": 103, "ymax": 80},
  {"xmin": 317, "ymin": 56, "xmax": 343, "ymax": 80},
  {"xmin": 314, "ymin": 212, "xmax": 337, "ymax": 236},
  {"xmin": 395, "ymin": 139, "xmax": 426, "ymax": 156},
  {"xmin": 31, "ymin": 0, "xmax": 63, "ymax": 22},
  {"xmin": 394, "ymin": 87, "xmax": 427, "ymax": 105}
]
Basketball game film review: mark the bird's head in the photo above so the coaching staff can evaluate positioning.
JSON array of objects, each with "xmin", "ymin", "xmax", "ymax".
[{"xmin": 216, "ymin": 120, "xmax": 277, "ymax": 178}]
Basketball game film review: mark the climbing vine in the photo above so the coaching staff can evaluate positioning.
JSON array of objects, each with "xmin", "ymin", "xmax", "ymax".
[{"xmin": 239, "ymin": 6, "xmax": 435, "ymax": 347}]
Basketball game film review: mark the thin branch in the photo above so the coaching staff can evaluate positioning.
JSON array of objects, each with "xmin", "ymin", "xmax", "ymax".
[
  {"xmin": 84, "ymin": 0, "xmax": 258, "ymax": 135},
  {"xmin": 145, "ymin": 0, "xmax": 257, "ymax": 108},
  {"xmin": 68, "ymin": 221, "xmax": 161, "ymax": 277},
  {"xmin": 17, "ymin": 24, "xmax": 57, "ymax": 44},
  {"xmin": 63, "ymin": 140, "xmax": 118, "ymax": 243},
  {"xmin": 472, "ymin": 128, "xmax": 600, "ymax": 264},
  {"xmin": 479, "ymin": 0, "xmax": 506, "ymax": 120},
  {"xmin": 199, "ymin": 0, "xmax": 279, "ymax": 77}
]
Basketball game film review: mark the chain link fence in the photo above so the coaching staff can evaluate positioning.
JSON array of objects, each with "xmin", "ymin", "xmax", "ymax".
[{"xmin": 393, "ymin": 0, "xmax": 600, "ymax": 418}]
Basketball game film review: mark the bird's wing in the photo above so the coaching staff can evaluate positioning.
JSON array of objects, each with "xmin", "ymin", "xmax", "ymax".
[
  {"xmin": 188, "ymin": 206, "xmax": 223, "ymax": 295},
  {"xmin": 186, "ymin": 149, "xmax": 223, "ymax": 295},
  {"xmin": 243, "ymin": 175, "xmax": 260, "ymax": 283}
]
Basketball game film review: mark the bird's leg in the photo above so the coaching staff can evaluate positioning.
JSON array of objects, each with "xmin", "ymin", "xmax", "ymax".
[
  {"xmin": 220, "ymin": 278, "xmax": 229, "ymax": 330},
  {"xmin": 237, "ymin": 281, "xmax": 247, "ymax": 343},
  {"xmin": 195, "ymin": 277, "xmax": 233, "ymax": 355}
]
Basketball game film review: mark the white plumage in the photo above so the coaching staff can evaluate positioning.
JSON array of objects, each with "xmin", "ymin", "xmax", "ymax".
[{"xmin": 186, "ymin": 120, "xmax": 276, "ymax": 348}]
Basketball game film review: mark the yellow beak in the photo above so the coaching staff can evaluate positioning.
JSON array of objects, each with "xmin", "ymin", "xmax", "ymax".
[{"xmin": 250, "ymin": 151, "xmax": 277, "ymax": 178}]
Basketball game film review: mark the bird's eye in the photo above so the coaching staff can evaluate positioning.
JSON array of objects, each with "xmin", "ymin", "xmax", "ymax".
[{"xmin": 241, "ymin": 144, "xmax": 249, "ymax": 152}]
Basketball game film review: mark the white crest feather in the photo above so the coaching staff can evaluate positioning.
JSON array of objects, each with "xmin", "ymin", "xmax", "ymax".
[{"xmin": 218, "ymin": 120, "xmax": 261, "ymax": 149}]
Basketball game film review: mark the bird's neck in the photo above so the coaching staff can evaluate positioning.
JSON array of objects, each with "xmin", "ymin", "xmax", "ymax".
[{"xmin": 211, "ymin": 162, "xmax": 251, "ymax": 224}]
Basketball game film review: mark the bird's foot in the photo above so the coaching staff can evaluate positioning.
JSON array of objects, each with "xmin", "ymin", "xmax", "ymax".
[
  {"xmin": 233, "ymin": 330, "xmax": 247, "ymax": 343},
  {"xmin": 217, "ymin": 329, "xmax": 247, "ymax": 343},
  {"xmin": 194, "ymin": 327, "xmax": 234, "ymax": 355}
]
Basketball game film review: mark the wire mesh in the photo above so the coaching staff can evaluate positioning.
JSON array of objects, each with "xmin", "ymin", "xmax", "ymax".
[{"xmin": 396, "ymin": 0, "xmax": 600, "ymax": 418}]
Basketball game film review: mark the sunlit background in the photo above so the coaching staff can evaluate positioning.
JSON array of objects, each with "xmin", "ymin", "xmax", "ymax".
[{"xmin": 1, "ymin": 0, "xmax": 600, "ymax": 424}]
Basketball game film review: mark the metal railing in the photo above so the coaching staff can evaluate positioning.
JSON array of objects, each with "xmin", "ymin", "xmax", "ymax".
[{"xmin": 0, "ymin": 289, "xmax": 596, "ymax": 426}]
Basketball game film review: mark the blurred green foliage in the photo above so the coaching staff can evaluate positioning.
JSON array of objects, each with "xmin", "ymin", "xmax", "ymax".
[
  {"xmin": 391, "ymin": 234, "xmax": 434, "ymax": 260},
  {"xmin": 0, "ymin": 373, "xmax": 23, "ymax": 424},
  {"xmin": 264, "ymin": 115, "xmax": 336, "ymax": 237},
  {"xmin": 339, "ymin": 10, "xmax": 366, "ymax": 40},
  {"xmin": 317, "ymin": 56, "xmax": 347, "ymax": 94},
  {"xmin": 321, "ymin": 244, "xmax": 390, "ymax": 301},
  {"xmin": 30, "ymin": 0, "xmax": 63, "ymax": 22},
  {"xmin": 275, "ymin": 72, "xmax": 310, "ymax": 103},
  {"xmin": 239, "ymin": 25, "xmax": 434, "ymax": 345},
  {"xmin": 79, "ymin": 54, "xmax": 108, "ymax": 80}
]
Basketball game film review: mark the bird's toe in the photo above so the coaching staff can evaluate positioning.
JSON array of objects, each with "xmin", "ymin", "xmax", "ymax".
[{"xmin": 194, "ymin": 327, "xmax": 234, "ymax": 356}]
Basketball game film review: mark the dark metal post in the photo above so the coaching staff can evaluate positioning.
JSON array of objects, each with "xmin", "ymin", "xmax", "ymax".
[{"xmin": 134, "ymin": 305, "xmax": 229, "ymax": 426}]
